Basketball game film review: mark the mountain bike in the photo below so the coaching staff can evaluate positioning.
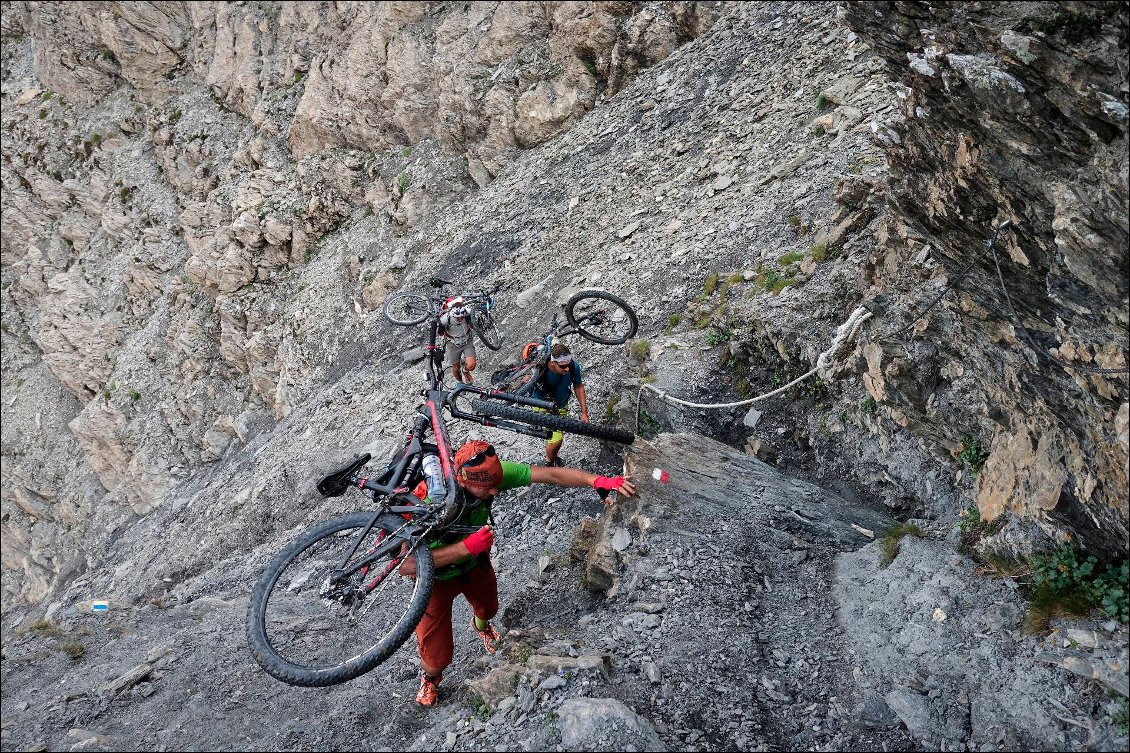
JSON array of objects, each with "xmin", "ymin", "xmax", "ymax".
[
  {"xmin": 491, "ymin": 289, "xmax": 639, "ymax": 396},
  {"xmin": 245, "ymin": 315, "xmax": 634, "ymax": 687},
  {"xmin": 382, "ymin": 277, "xmax": 503, "ymax": 350}
]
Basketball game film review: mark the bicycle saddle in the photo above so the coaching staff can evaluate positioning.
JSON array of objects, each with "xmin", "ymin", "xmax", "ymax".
[
  {"xmin": 317, "ymin": 453, "xmax": 372, "ymax": 497},
  {"xmin": 429, "ymin": 277, "xmax": 452, "ymax": 288}
]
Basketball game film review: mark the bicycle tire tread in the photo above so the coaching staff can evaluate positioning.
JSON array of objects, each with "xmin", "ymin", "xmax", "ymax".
[
  {"xmin": 469, "ymin": 399, "xmax": 634, "ymax": 444},
  {"xmin": 565, "ymin": 290, "xmax": 639, "ymax": 345},
  {"xmin": 246, "ymin": 511, "xmax": 434, "ymax": 687},
  {"xmin": 471, "ymin": 310, "xmax": 503, "ymax": 350},
  {"xmin": 383, "ymin": 292, "xmax": 431, "ymax": 326}
]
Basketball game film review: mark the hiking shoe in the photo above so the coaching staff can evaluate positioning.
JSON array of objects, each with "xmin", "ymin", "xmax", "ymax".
[
  {"xmin": 547, "ymin": 457, "xmax": 564, "ymax": 468},
  {"xmin": 471, "ymin": 617, "xmax": 501, "ymax": 654},
  {"xmin": 416, "ymin": 673, "xmax": 440, "ymax": 706}
]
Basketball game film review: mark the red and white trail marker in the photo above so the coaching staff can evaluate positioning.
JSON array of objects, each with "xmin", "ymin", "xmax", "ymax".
[{"xmin": 652, "ymin": 468, "xmax": 669, "ymax": 484}]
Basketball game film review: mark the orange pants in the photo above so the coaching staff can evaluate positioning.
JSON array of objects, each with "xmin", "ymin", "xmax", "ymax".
[{"xmin": 415, "ymin": 561, "xmax": 498, "ymax": 672}]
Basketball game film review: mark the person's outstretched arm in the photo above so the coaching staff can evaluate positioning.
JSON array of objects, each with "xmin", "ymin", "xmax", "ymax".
[{"xmin": 529, "ymin": 466, "xmax": 635, "ymax": 497}]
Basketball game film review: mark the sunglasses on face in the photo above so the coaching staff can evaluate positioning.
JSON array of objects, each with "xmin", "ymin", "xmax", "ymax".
[{"xmin": 461, "ymin": 445, "xmax": 496, "ymax": 469}]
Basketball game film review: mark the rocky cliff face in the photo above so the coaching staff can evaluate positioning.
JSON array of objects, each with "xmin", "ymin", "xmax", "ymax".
[
  {"xmin": 843, "ymin": 0, "xmax": 1129, "ymax": 557},
  {"xmin": 0, "ymin": 0, "xmax": 715, "ymax": 605}
]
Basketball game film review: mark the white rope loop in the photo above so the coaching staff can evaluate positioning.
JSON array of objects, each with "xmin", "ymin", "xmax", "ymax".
[{"xmin": 636, "ymin": 306, "xmax": 872, "ymax": 421}]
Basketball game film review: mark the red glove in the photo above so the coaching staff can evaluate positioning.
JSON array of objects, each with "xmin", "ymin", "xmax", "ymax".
[
  {"xmin": 463, "ymin": 526, "xmax": 494, "ymax": 556},
  {"xmin": 593, "ymin": 476, "xmax": 625, "ymax": 493}
]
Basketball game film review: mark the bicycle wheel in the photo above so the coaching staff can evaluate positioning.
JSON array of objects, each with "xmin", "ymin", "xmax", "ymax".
[
  {"xmin": 469, "ymin": 398, "xmax": 635, "ymax": 444},
  {"xmin": 565, "ymin": 290, "xmax": 639, "ymax": 345},
  {"xmin": 472, "ymin": 308, "xmax": 503, "ymax": 350},
  {"xmin": 246, "ymin": 511, "xmax": 434, "ymax": 687},
  {"xmin": 383, "ymin": 292, "xmax": 431, "ymax": 326}
]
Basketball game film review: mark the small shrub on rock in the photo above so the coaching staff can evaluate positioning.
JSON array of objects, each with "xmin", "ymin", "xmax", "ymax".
[
  {"xmin": 1026, "ymin": 545, "xmax": 1129, "ymax": 630},
  {"xmin": 953, "ymin": 435, "xmax": 988, "ymax": 474},
  {"xmin": 59, "ymin": 641, "xmax": 85, "ymax": 660}
]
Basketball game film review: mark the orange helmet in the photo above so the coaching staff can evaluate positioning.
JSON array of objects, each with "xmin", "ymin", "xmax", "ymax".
[
  {"xmin": 521, "ymin": 342, "xmax": 540, "ymax": 361},
  {"xmin": 454, "ymin": 441, "xmax": 503, "ymax": 488}
]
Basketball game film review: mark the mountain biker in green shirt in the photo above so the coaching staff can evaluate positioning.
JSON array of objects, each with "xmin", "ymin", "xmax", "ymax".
[{"xmin": 399, "ymin": 439, "xmax": 634, "ymax": 706}]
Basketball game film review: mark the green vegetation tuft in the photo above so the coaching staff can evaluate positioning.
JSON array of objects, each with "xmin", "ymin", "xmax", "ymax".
[
  {"xmin": 704, "ymin": 272, "xmax": 719, "ymax": 296},
  {"xmin": 470, "ymin": 696, "xmax": 493, "ymax": 720},
  {"xmin": 59, "ymin": 640, "xmax": 86, "ymax": 660},
  {"xmin": 294, "ymin": 70, "xmax": 305, "ymax": 83},
  {"xmin": 397, "ymin": 172, "xmax": 410, "ymax": 193},
  {"xmin": 510, "ymin": 643, "xmax": 532, "ymax": 665},
  {"xmin": 38, "ymin": 109, "xmax": 47, "ymax": 119},
  {"xmin": 815, "ymin": 93, "xmax": 829, "ymax": 110},
  {"xmin": 580, "ymin": 57, "xmax": 598, "ymax": 78},
  {"xmin": 809, "ymin": 243, "xmax": 827, "ymax": 262},
  {"xmin": 727, "ymin": 272, "xmax": 744, "ymax": 285},
  {"xmin": 957, "ymin": 506, "xmax": 983, "ymax": 534},
  {"xmin": 668, "ymin": 313, "xmax": 681, "ymax": 329},
  {"xmin": 862, "ymin": 395, "xmax": 877, "ymax": 414},
  {"xmin": 758, "ymin": 269, "xmax": 795, "ymax": 294},
  {"xmin": 778, "ymin": 251, "xmax": 805, "ymax": 266},
  {"xmin": 879, "ymin": 523, "xmax": 924, "ymax": 569},
  {"xmin": 638, "ymin": 411, "xmax": 662, "ymax": 438},
  {"xmin": 630, "ymin": 339, "xmax": 651, "ymax": 362},
  {"xmin": 402, "ymin": 146, "xmax": 413, "ymax": 158},
  {"xmin": 705, "ymin": 328, "xmax": 728, "ymax": 347},
  {"xmin": 1026, "ymin": 545, "xmax": 1128, "ymax": 628},
  {"xmin": 128, "ymin": 389, "xmax": 141, "ymax": 401},
  {"xmin": 954, "ymin": 436, "xmax": 989, "ymax": 474},
  {"xmin": 604, "ymin": 394, "xmax": 621, "ymax": 423},
  {"xmin": 27, "ymin": 619, "xmax": 59, "ymax": 637},
  {"xmin": 1114, "ymin": 699, "xmax": 1129, "ymax": 735}
]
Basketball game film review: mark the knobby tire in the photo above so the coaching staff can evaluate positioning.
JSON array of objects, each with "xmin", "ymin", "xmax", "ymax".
[
  {"xmin": 246, "ymin": 511, "xmax": 434, "ymax": 687},
  {"xmin": 472, "ymin": 310, "xmax": 503, "ymax": 351},
  {"xmin": 469, "ymin": 398, "xmax": 635, "ymax": 444},
  {"xmin": 565, "ymin": 290, "xmax": 639, "ymax": 345},
  {"xmin": 383, "ymin": 292, "xmax": 431, "ymax": 326}
]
